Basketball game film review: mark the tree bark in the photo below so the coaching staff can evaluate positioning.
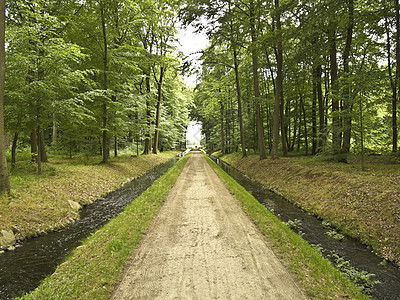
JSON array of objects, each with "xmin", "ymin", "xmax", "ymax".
[
  {"xmin": 233, "ymin": 48, "xmax": 247, "ymax": 157},
  {"xmin": 220, "ymin": 99, "xmax": 225, "ymax": 154},
  {"xmin": 249, "ymin": 0, "xmax": 267, "ymax": 160},
  {"xmin": 329, "ymin": 18, "xmax": 340, "ymax": 156},
  {"xmin": 0, "ymin": 0, "xmax": 10, "ymax": 194},
  {"xmin": 275, "ymin": 0, "xmax": 287, "ymax": 157},
  {"xmin": 39, "ymin": 129, "xmax": 47, "ymax": 162},
  {"xmin": 395, "ymin": 0, "xmax": 400, "ymax": 151},
  {"xmin": 153, "ymin": 66, "xmax": 165, "ymax": 154},
  {"xmin": 341, "ymin": 0, "xmax": 354, "ymax": 156},
  {"xmin": 143, "ymin": 72, "xmax": 152, "ymax": 155},
  {"xmin": 316, "ymin": 65, "xmax": 325, "ymax": 152},
  {"xmin": 30, "ymin": 129, "xmax": 38, "ymax": 162},
  {"xmin": 101, "ymin": 2, "xmax": 109, "ymax": 163},
  {"xmin": 11, "ymin": 132, "xmax": 18, "ymax": 168},
  {"xmin": 312, "ymin": 68, "xmax": 318, "ymax": 155}
]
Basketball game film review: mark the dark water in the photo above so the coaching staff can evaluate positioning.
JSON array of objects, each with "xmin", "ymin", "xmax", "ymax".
[
  {"xmin": 211, "ymin": 155, "xmax": 400, "ymax": 300},
  {"xmin": 0, "ymin": 153, "xmax": 185, "ymax": 300}
]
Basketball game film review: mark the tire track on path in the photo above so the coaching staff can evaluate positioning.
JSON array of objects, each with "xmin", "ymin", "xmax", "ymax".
[{"xmin": 111, "ymin": 151, "xmax": 307, "ymax": 299}]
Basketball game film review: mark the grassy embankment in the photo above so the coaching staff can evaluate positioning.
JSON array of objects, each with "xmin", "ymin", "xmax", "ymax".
[
  {"xmin": 0, "ymin": 151, "xmax": 179, "ymax": 248},
  {"xmin": 204, "ymin": 154, "xmax": 369, "ymax": 299},
  {"xmin": 18, "ymin": 152, "xmax": 190, "ymax": 299},
  {"xmin": 217, "ymin": 152, "xmax": 400, "ymax": 267}
]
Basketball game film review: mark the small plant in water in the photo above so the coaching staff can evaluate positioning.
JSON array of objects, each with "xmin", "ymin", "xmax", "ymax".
[
  {"xmin": 325, "ymin": 229, "xmax": 344, "ymax": 241},
  {"xmin": 322, "ymin": 220, "xmax": 331, "ymax": 227},
  {"xmin": 311, "ymin": 244, "xmax": 324, "ymax": 254},
  {"xmin": 284, "ymin": 219, "xmax": 302, "ymax": 231},
  {"xmin": 327, "ymin": 252, "xmax": 380, "ymax": 293}
]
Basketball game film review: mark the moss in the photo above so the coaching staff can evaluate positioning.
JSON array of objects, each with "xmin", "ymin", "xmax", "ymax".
[
  {"xmin": 0, "ymin": 152, "xmax": 179, "ymax": 248},
  {"xmin": 221, "ymin": 153, "xmax": 400, "ymax": 266}
]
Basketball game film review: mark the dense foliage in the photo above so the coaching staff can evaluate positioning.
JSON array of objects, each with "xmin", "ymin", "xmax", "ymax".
[
  {"xmin": 183, "ymin": 0, "xmax": 400, "ymax": 161},
  {"xmin": 3, "ymin": 0, "xmax": 192, "ymax": 177}
]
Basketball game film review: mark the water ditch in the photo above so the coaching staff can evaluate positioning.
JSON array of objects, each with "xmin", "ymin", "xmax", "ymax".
[
  {"xmin": 0, "ymin": 152, "xmax": 187, "ymax": 300},
  {"xmin": 210, "ymin": 155, "xmax": 400, "ymax": 299}
]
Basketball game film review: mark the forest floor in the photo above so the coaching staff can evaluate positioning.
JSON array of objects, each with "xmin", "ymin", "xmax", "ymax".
[
  {"xmin": 0, "ymin": 151, "xmax": 179, "ymax": 249},
  {"xmin": 112, "ymin": 151, "xmax": 307, "ymax": 299},
  {"xmin": 216, "ymin": 152, "xmax": 400, "ymax": 267}
]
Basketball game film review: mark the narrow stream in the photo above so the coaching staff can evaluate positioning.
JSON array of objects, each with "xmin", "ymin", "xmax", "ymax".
[
  {"xmin": 211, "ymin": 156, "xmax": 400, "ymax": 300},
  {"xmin": 0, "ymin": 153, "xmax": 185, "ymax": 300}
]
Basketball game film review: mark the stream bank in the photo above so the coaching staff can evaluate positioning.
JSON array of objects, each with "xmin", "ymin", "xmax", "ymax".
[
  {"xmin": 0, "ymin": 151, "xmax": 179, "ymax": 251},
  {"xmin": 217, "ymin": 152, "xmax": 400, "ymax": 267}
]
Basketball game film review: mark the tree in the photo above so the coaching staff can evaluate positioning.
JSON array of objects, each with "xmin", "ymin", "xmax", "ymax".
[{"xmin": 0, "ymin": 0, "xmax": 10, "ymax": 194}]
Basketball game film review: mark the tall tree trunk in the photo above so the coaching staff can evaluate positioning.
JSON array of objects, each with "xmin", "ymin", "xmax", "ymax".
[
  {"xmin": 250, "ymin": 0, "xmax": 267, "ymax": 160},
  {"xmin": 52, "ymin": 112, "xmax": 57, "ymax": 145},
  {"xmin": 39, "ymin": 129, "xmax": 47, "ymax": 162},
  {"xmin": 341, "ymin": 0, "xmax": 354, "ymax": 157},
  {"xmin": 37, "ymin": 127, "xmax": 42, "ymax": 174},
  {"xmin": 143, "ymin": 72, "xmax": 152, "ymax": 155},
  {"xmin": 220, "ymin": 99, "xmax": 225, "ymax": 154},
  {"xmin": 233, "ymin": 48, "xmax": 246, "ymax": 157},
  {"xmin": 153, "ymin": 66, "xmax": 165, "ymax": 154},
  {"xmin": 30, "ymin": 129, "xmax": 38, "ymax": 162},
  {"xmin": 271, "ymin": 0, "xmax": 281, "ymax": 159},
  {"xmin": 11, "ymin": 132, "xmax": 18, "ymax": 168},
  {"xmin": 329, "ymin": 19, "xmax": 340, "ymax": 155},
  {"xmin": 300, "ymin": 93, "xmax": 308, "ymax": 155},
  {"xmin": 312, "ymin": 70, "xmax": 318, "ymax": 155},
  {"xmin": 0, "ymin": 0, "xmax": 9, "ymax": 194},
  {"xmin": 101, "ymin": 3, "xmax": 109, "ymax": 163},
  {"xmin": 275, "ymin": 0, "xmax": 287, "ymax": 157},
  {"xmin": 316, "ymin": 64, "xmax": 325, "ymax": 152},
  {"xmin": 395, "ymin": 0, "xmax": 400, "ymax": 151},
  {"xmin": 114, "ymin": 136, "xmax": 118, "ymax": 157}
]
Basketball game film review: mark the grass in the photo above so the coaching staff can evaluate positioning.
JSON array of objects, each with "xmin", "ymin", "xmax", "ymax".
[
  {"xmin": 18, "ymin": 152, "xmax": 190, "ymax": 300},
  {"xmin": 204, "ymin": 154, "xmax": 370, "ymax": 299},
  {"xmin": 0, "ymin": 151, "xmax": 179, "ymax": 247},
  {"xmin": 219, "ymin": 152, "xmax": 400, "ymax": 267}
]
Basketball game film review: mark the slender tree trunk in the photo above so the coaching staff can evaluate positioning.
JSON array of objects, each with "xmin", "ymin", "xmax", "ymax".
[
  {"xmin": 153, "ymin": 66, "xmax": 165, "ymax": 154},
  {"xmin": 220, "ymin": 99, "xmax": 225, "ymax": 154},
  {"xmin": 360, "ymin": 95, "xmax": 365, "ymax": 171},
  {"xmin": 233, "ymin": 48, "xmax": 246, "ymax": 157},
  {"xmin": 37, "ymin": 127, "xmax": 42, "ymax": 174},
  {"xmin": 275, "ymin": 0, "xmax": 287, "ymax": 157},
  {"xmin": 312, "ymin": 67, "xmax": 318, "ymax": 155},
  {"xmin": 341, "ymin": 0, "xmax": 354, "ymax": 157},
  {"xmin": 329, "ymin": 19, "xmax": 340, "ymax": 155},
  {"xmin": 250, "ymin": 0, "xmax": 267, "ymax": 160},
  {"xmin": 52, "ymin": 112, "xmax": 57, "ymax": 145},
  {"xmin": 395, "ymin": 0, "xmax": 400, "ymax": 151},
  {"xmin": 101, "ymin": 3, "xmax": 109, "ymax": 163},
  {"xmin": 300, "ymin": 93, "xmax": 308, "ymax": 155},
  {"xmin": 114, "ymin": 136, "xmax": 118, "ymax": 157},
  {"xmin": 0, "ymin": 0, "xmax": 9, "ymax": 194},
  {"xmin": 30, "ymin": 129, "xmax": 38, "ymax": 162},
  {"xmin": 11, "ymin": 132, "xmax": 18, "ymax": 168},
  {"xmin": 316, "ymin": 65, "xmax": 325, "ymax": 151},
  {"xmin": 143, "ymin": 72, "xmax": 152, "ymax": 155},
  {"xmin": 39, "ymin": 129, "xmax": 47, "ymax": 162}
]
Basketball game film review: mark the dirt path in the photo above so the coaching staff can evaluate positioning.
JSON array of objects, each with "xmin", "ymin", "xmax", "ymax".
[{"xmin": 111, "ymin": 152, "xmax": 307, "ymax": 299}]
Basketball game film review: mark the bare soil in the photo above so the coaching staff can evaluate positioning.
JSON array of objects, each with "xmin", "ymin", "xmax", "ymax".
[{"xmin": 111, "ymin": 152, "xmax": 307, "ymax": 299}]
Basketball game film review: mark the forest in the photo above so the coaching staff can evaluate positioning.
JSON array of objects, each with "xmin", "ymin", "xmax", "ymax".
[
  {"xmin": 0, "ymin": 0, "xmax": 195, "ymax": 195},
  {"xmin": 1, "ymin": 0, "xmax": 400, "ymax": 196},
  {"xmin": 186, "ymin": 0, "xmax": 400, "ymax": 163}
]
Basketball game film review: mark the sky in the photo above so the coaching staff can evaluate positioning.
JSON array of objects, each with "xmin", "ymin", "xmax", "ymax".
[
  {"xmin": 177, "ymin": 23, "xmax": 208, "ymax": 145},
  {"xmin": 176, "ymin": 23, "xmax": 209, "ymax": 87}
]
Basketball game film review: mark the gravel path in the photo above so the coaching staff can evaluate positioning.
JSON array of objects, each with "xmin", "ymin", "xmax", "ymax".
[{"xmin": 111, "ymin": 151, "xmax": 307, "ymax": 299}]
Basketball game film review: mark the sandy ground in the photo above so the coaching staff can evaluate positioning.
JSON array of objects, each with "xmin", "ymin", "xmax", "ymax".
[{"xmin": 111, "ymin": 152, "xmax": 307, "ymax": 299}]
